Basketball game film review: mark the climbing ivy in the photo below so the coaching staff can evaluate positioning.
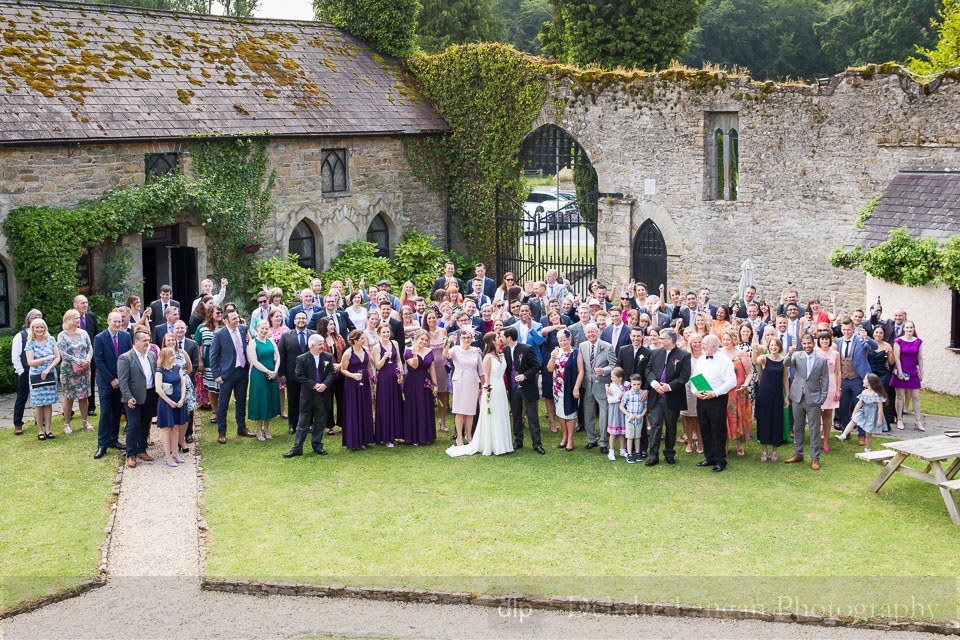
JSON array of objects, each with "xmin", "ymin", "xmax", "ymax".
[
  {"xmin": 830, "ymin": 226, "xmax": 957, "ymax": 288},
  {"xmin": 3, "ymin": 174, "xmax": 228, "ymax": 322},
  {"xmin": 405, "ymin": 43, "xmax": 548, "ymax": 269}
]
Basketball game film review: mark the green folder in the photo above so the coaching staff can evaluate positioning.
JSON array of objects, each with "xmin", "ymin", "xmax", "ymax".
[{"xmin": 690, "ymin": 373, "xmax": 713, "ymax": 393}]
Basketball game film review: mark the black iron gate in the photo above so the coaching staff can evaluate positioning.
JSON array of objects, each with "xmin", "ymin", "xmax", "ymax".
[{"xmin": 495, "ymin": 187, "xmax": 598, "ymax": 296}]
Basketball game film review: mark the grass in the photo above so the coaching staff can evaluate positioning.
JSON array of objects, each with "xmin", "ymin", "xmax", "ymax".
[
  {"xmin": 0, "ymin": 417, "xmax": 117, "ymax": 613},
  {"xmin": 920, "ymin": 389, "xmax": 960, "ymax": 418},
  {"xmin": 201, "ymin": 409, "xmax": 960, "ymax": 623}
]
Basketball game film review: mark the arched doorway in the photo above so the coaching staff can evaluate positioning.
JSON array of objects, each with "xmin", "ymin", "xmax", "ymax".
[
  {"xmin": 497, "ymin": 124, "xmax": 597, "ymax": 293},
  {"xmin": 366, "ymin": 213, "xmax": 390, "ymax": 258},
  {"xmin": 632, "ymin": 220, "xmax": 667, "ymax": 293},
  {"xmin": 289, "ymin": 219, "xmax": 320, "ymax": 271}
]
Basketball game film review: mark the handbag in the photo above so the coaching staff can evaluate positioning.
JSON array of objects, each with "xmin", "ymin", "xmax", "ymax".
[
  {"xmin": 30, "ymin": 373, "xmax": 56, "ymax": 389},
  {"xmin": 162, "ymin": 382, "xmax": 174, "ymax": 397},
  {"xmin": 71, "ymin": 360, "xmax": 86, "ymax": 374}
]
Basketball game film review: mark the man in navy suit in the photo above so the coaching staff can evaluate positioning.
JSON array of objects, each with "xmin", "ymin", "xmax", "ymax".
[
  {"xmin": 149, "ymin": 284, "xmax": 180, "ymax": 326},
  {"xmin": 474, "ymin": 263, "xmax": 497, "ymax": 299},
  {"xmin": 744, "ymin": 302, "xmax": 768, "ymax": 342},
  {"xmin": 74, "ymin": 295, "xmax": 100, "ymax": 416},
  {"xmin": 677, "ymin": 292, "xmax": 700, "ymax": 330},
  {"xmin": 835, "ymin": 318, "xmax": 878, "ymax": 440},
  {"xmin": 432, "ymin": 261, "xmax": 463, "ymax": 295},
  {"xmin": 286, "ymin": 288, "xmax": 322, "ymax": 330},
  {"xmin": 309, "ymin": 294, "xmax": 355, "ymax": 340},
  {"xmin": 210, "ymin": 308, "xmax": 254, "ymax": 442},
  {"xmin": 93, "ymin": 312, "xmax": 133, "ymax": 459},
  {"xmin": 698, "ymin": 287, "xmax": 718, "ymax": 319},
  {"xmin": 151, "ymin": 305, "xmax": 179, "ymax": 345},
  {"xmin": 734, "ymin": 285, "xmax": 757, "ymax": 319},
  {"xmin": 601, "ymin": 307, "xmax": 630, "ymax": 353}
]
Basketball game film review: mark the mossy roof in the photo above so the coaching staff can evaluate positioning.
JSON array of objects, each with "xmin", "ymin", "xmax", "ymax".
[{"xmin": 0, "ymin": 0, "xmax": 449, "ymax": 143}]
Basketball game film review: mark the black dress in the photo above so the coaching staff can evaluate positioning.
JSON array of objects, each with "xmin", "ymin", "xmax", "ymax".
[{"xmin": 755, "ymin": 358, "xmax": 785, "ymax": 446}]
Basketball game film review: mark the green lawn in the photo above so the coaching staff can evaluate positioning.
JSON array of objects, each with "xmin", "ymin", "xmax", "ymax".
[
  {"xmin": 201, "ymin": 410, "xmax": 960, "ymax": 623},
  {"xmin": 0, "ymin": 418, "xmax": 117, "ymax": 613},
  {"xmin": 920, "ymin": 390, "xmax": 960, "ymax": 418}
]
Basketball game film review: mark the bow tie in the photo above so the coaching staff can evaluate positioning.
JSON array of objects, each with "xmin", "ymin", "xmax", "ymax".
[{"xmin": 705, "ymin": 355, "xmax": 714, "ymax": 359}]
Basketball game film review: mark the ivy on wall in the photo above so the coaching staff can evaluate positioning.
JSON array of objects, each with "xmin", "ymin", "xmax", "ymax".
[
  {"xmin": 405, "ymin": 43, "xmax": 548, "ymax": 269},
  {"xmin": 831, "ymin": 226, "xmax": 960, "ymax": 290}
]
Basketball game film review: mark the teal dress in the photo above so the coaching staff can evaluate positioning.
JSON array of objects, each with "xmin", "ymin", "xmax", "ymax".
[{"xmin": 247, "ymin": 336, "xmax": 280, "ymax": 420}]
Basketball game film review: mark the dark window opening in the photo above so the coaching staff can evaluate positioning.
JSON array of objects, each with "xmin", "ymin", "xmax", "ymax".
[
  {"xmin": 289, "ymin": 220, "xmax": 317, "ymax": 271},
  {"xmin": 76, "ymin": 251, "xmax": 94, "ymax": 295},
  {"xmin": 0, "ymin": 260, "xmax": 9, "ymax": 328},
  {"xmin": 366, "ymin": 214, "xmax": 389, "ymax": 258},
  {"xmin": 145, "ymin": 152, "xmax": 180, "ymax": 183},
  {"xmin": 321, "ymin": 149, "xmax": 347, "ymax": 193}
]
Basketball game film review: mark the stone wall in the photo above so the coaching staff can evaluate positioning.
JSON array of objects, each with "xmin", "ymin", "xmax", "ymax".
[
  {"xmin": 535, "ymin": 68, "xmax": 960, "ymax": 310},
  {"xmin": 0, "ymin": 136, "xmax": 445, "ymax": 321}
]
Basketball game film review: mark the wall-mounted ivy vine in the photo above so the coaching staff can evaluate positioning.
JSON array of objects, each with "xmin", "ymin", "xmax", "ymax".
[{"xmin": 831, "ymin": 226, "xmax": 960, "ymax": 290}]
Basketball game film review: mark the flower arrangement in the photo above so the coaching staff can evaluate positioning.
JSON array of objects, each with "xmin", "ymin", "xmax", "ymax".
[
  {"xmin": 483, "ymin": 384, "xmax": 492, "ymax": 414},
  {"xmin": 396, "ymin": 368, "xmax": 405, "ymax": 401},
  {"xmin": 425, "ymin": 378, "xmax": 443, "ymax": 407},
  {"xmin": 243, "ymin": 232, "xmax": 264, "ymax": 253}
]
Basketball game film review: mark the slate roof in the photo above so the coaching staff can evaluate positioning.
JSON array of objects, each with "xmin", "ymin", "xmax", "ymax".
[
  {"xmin": 0, "ymin": 0, "xmax": 448, "ymax": 144},
  {"xmin": 849, "ymin": 172, "xmax": 960, "ymax": 248}
]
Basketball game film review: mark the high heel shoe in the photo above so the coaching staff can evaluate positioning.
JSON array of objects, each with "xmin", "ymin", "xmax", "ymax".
[
  {"xmin": 896, "ymin": 420, "xmax": 904, "ymax": 430},
  {"xmin": 83, "ymin": 421, "xmax": 93, "ymax": 430},
  {"xmin": 915, "ymin": 420, "xmax": 925, "ymax": 432},
  {"xmin": 255, "ymin": 426, "xmax": 265, "ymax": 441},
  {"xmin": 556, "ymin": 443, "xmax": 566, "ymax": 449},
  {"xmin": 264, "ymin": 426, "xmax": 272, "ymax": 440},
  {"xmin": 63, "ymin": 423, "xmax": 73, "ymax": 435}
]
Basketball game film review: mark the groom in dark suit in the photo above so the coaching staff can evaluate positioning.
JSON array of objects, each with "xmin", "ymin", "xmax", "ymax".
[
  {"xmin": 501, "ymin": 326, "xmax": 545, "ymax": 454},
  {"xmin": 644, "ymin": 327, "xmax": 691, "ymax": 466},
  {"xmin": 283, "ymin": 334, "xmax": 336, "ymax": 457},
  {"xmin": 278, "ymin": 311, "xmax": 314, "ymax": 434}
]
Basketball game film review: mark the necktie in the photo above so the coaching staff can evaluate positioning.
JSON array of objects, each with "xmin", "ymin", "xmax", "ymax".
[
  {"xmin": 233, "ymin": 330, "xmax": 245, "ymax": 367},
  {"xmin": 660, "ymin": 350, "xmax": 669, "ymax": 383},
  {"xmin": 333, "ymin": 314, "xmax": 339, "ymax": 334},
  {"xmin": 299, "ymin": 331, "xmax": 305, "ymax": 351},
  {"xmin": 548, "ymin": 284, "xmax": 554, "ymax": 297},
  {"xmin": 315, "ymin": 358, "xmax": 321, "ymax": 382},
  {"xmin": 79, "ymin": 315, "xmax": 86, "ymax": 331},
  {"xmin": 178, "ymin": 340, "xmax": 183, "ymax": 350},
  {"xmin": 843, "ymin": 340, "xmax": 849, "ymax": 358},
  {"xmin": 163, "ymin": 303, "xmax": 167, "ymax": 316},
  {"xmin": 589, "ymin": 343, "xmax": 596, "ymax": 369},
  {"xmin": 112, "ymin": 333, "xmax": 118, "ymax": 357}
]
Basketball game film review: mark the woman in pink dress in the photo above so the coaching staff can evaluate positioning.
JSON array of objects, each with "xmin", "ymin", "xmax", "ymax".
[
  {"xmin": 815, "ymin": 330, "xmax": 840, "ymax": 452},
  {"xmin": 425, "ymin": 309, "xmax": 449, "ymax": 433},
  {"xmin": 444, "ymin": 327, "xmax": 484, "ymax": 446},
  {"xmin": 266, "ymin": 309, "xmax": 291, "ymax": 419}
]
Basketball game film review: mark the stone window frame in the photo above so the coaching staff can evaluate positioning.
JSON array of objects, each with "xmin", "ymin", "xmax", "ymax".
[
  {"xmin": 144, "ymin": 152, "xmax": 180, "ymax": 183},
  {"xmin": 321, "ymin": 149, "xmax": 348, "ymax": 193},
  {"xmin": 289, "ymin": 219, "xmax": 319, "ymax": 271},
  {"xmin": 704, "ymin": 112, "xmax": 739, "ymax": 201},
  {"xmin": 366, "ymin": 213, "xmax": 390, "ymax": 258}
]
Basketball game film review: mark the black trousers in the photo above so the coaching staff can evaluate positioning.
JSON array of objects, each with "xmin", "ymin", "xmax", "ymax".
[
  {"xmin": 13, "ymin": 370, "xmax": 29, "ymax": 427},
  {"xmin": 292, "ymin": 395, "xmax": 329, "ymax": 453},
  {"xmin": 325, "ymin": 378, "xmax": 344, "ymax": 429},
  {"xmin": 88, "ymin": 360, "xmax": 97, "ymax": 411},
  {"xmin": 510, "ymin": 388, "xmax": 542, "ymax": 447},
  {"xmin": 697, "ymin": 395, "xmax": 728, "ymax": 464},
  {"xmin": 648, "ymin": 399, "xmax": 679, "ymax": 459},
  {"xmin": 125, "ymin": 390, "xmax": 157, "ymax": 458},
  {"xmin": 286, "ymin": 380, "xmax": 302, "ymax": 432}
]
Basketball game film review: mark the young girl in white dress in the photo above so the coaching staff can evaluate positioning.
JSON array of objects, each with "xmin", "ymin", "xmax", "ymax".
[{"xmin": 606, "ymin": 367, "xmax": 627, "ymax": 460}]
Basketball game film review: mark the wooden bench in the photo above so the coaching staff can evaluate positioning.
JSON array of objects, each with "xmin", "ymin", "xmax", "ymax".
[
  {"xmin": 940, "ymin": 478, "xmax": 960, "ymax": 492},
  {"xmin": 856, "ymin": 450, "xmax": 897, "ymax": 465}
]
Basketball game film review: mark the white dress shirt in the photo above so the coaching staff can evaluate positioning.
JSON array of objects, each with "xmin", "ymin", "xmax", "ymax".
[
  {"xmin": 192, "ymin": 286, "xmax": 226, "ymax": 316},
  {"xmin": 136, "ymin": 349, "xmax": 154, "ymax": 389},
  {"xmin": 231, "ymin": 327, "xmax": 245, "ymax": 367},
  {"xmin": 11, "ymin": 331, "xmax": 24, "ymax": 375},
  {"xmin": 692, "ymin": 352, "xmax": 737, "ymax": 396}
]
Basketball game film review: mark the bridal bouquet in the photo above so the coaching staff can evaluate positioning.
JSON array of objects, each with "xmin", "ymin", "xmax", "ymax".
[
  {"xmin": 483, "ymin": 384, "xmax": 492, "ymax": 414},
  {"xmin": 395, "ymin": 369, "xmax": 405, "ymax": 401},
  {"xmin": 425, "ymin": 378, "xmax": 443, "ymax": 407}
]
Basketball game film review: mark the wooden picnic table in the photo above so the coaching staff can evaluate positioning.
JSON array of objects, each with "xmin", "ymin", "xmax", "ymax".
[{"xmin": 867, "ymin": 435, "xmax": 960, "ymax": 525}]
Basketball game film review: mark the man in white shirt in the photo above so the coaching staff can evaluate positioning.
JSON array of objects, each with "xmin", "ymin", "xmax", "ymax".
[
  {"xmin": 11, "ymin": 308, "xmax": 42, "ymax": 435},
  {"xmin": 117, "ymin": 329, "xmax": 158, "ymax": 468},
  {"xmin": 544, "ymin": 269, "xmax": 570, "ymax": 302},
  {"xmin": 785, "ymin": 303, "xmax": 803, "ymax": 340},
  {"xmin": 692, "ymin": 335, "xmax": 737, "ymax": 472},
  {"xmin": 191, "ymin": 278, "xmax": 227, "ymax": 317},
  {"xmin": 249, "ymin": 292, "xmax": 270, "ymax": 328}
]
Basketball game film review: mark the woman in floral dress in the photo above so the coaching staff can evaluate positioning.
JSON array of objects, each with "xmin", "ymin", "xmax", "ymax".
[
  {"xmin": 58, "ymin": 309, "xmax": 93, "ymax": 433},
  {"xmin": 548, "ymin": 329, "xmax": 583, "ymax": 452}
]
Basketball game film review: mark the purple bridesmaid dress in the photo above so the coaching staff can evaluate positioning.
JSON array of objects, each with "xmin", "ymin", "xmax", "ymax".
[
  {"xmin": 375, "ymin": 342, "xmax": 402, "ymax": 444},
  {"xmin": 402, "ymin": 349, "xmax": 436, "ymax": 445},
  {"xmin": 342, "ymin": 349, "xmax": 374, "ymax": 450}
]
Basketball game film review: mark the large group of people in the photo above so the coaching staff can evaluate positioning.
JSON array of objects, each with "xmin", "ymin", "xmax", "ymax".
[{"xmin": 10, "ymin": 263, "xmax": 926, "ymax": 473}]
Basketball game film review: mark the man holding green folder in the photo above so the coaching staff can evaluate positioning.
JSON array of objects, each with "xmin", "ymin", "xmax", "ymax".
[{"xmin": 691, "ymin": 335, "xmax": 737, "ymax": 472}]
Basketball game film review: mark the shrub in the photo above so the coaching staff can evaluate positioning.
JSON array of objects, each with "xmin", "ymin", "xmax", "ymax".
[
  {"xmin": 0, "ymin": 333, "xmax": 16, "ymax": 393},
  {"xmin": 391, "ymin": 231, "xmax": 448, "ymax": 296},
  {"xmin": 319, "ymin": 240, "xmax": 392, "ymax": 293},
  {"xmin": 248, "ymin": 255, "xmax": 318, "ymax": 305}
]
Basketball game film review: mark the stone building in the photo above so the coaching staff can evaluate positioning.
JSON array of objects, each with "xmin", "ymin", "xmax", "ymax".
[
  {"xmin": 849, "ymin": 172, "xmax": 960, "ymax": 395},
  {"xmin": 525, "ymin": 67, "xmax": 960, "ymax": 310},
  {"xmin": 0, "ymin": 0, "xmax": 448, "ymax": 324}
]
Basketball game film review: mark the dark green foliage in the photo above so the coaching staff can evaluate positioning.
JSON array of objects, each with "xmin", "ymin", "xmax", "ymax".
[
  {"xmin": 683, "ymin": 0, "xmax": 833, "ymax": 80},
  {"xmin": 390, "ymin": 231, "xmax": 449, "ymax": 294},
  {"xmin": 76, "ymin": 0, "xmax": 258, "ymax": 15},
  {"xmin": 417, "ymin": 0, "xmax": 504, "ymax": 53},
  {"xmin": 405, "ymin": 44, "xmax": 548, "ymax": 270},
  {"xmin": 318, "ymin": 240, "xmax": 393, "ymax": 292},
  {"xmin": 248, "ymin": 255, "xmax": 318, "ymax": 305},
  {"xmin": 831, "ymin": 227, "xmax": 957, "ymax": 288},
  {"xmin": 816, "ymin": 0, "xmax": 941, "ymax": 71},
  {"xmin": 493, "ymin": 0, "xmax": 552, "ymax": 54},
  {"xmin": 541, "ymin": 0, "xmax": 707, "ymax": 70},
  {"xmin": 572, "ymin": 165, "xmax": 597, "ymax": 223},
  {"xmin": 908, "ymin": 0, "xmax": 960, "ymax": 75},
  {"xmin": 314, "ymin": 0, "xmax": 421, "ymax": 57},
  {"xmin": 0, "ymin": 333, "xmax": 17, "ymax": 393}
]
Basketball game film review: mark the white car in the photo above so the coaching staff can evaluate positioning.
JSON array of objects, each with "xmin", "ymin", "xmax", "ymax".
[{"xmin": 523, "ymin": 189, "xmax": 576, "ymax": 234}]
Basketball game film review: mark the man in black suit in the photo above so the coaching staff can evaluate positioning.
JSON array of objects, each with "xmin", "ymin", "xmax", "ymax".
[
  {"xmin": 501, "ymin": 326, "xmax": 544, "ymax": 454},
  {"xmin": 600, "ymin": 307, "xmax": 630, "ymax": 353},
  {"xmin": 309, "ymin": 293, "xmax": 355, "ymax": 340},
  {"xmin": 149, "ymin": 285, "xmax": 180, "ymax": 326},
  {"xmin": 172, "ymin": 321, "xmax": 200, "ymax": 443},
  {"xmin": 377, "ymin": 300, "xmax": 405, "ymax": 347},
  {"xmin": 283, "ymin": 334, "xmax": 336, "ymax": 457},
  {"xmin": 474, "ymin": 262, "xmax": 497, "ymax": 299},
  {"xmin": 278, "ymin": 311, "xmax": 314, "ymax": 434},
  {"xmin": 74, "ymin": 295, "xmax": 99, "ymax": 415},
  {"xmin": 432, "ymin": 261, "xmax": 463, "ymax": 295},
  {"xmin": 616, "ymin": 326, "xmax": 652, "ymax": 459},
  {"xmin": 152, "ymin": 305, "xmax": 180, "ymax": 346},
  {"xmin": 643, "ymin": 327, "xmax": 691, "ymax": 466}
]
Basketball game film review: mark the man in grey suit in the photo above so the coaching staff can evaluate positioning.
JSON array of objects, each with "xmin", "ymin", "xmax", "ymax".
[
  {"xmin": 783, "ymin": 333, "xmax": 830, "ymax": 470},
  {"xmin": 580, "ymin": 323, "xmax": 614, "ymax": 454},
  {"xmin": 566, "ymin": 304, "xmax": 591, "ymax": 347},
  {"xmin": 543, "ymin": 269, "xmax": 569, "ymax": 302},
  {"xmin": 117, "ymin": 329, "xmax": 158, "ymax": 468}
]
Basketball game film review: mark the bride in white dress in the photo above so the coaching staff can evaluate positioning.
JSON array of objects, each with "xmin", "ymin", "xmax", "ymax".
[{"xmin": 446, "ymin": 331, "xmax": 514, "ymax": 457}]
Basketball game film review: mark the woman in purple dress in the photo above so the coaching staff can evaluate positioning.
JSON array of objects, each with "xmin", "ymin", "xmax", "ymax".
[
  {"xmin": 891, "ymin": 320, "xmax": 924, "ymax": 431},
  {"xmin": 373, "ymin": 323, "xmax": 402, "ymax": 447},
  {"xmin": 340, "ymin": 330, "xmax": 375, "ymax": 450},
  {"xmin": 402, "ymin": 329, "xmax": 438, "ymax": 445}
]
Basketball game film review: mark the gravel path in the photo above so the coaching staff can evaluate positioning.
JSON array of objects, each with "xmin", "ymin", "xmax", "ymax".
[{"xmin": 0, "ymin": 424, "xmax": 943, "ymax": 640}]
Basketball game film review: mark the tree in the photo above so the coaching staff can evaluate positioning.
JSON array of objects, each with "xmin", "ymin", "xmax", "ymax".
[
  {"xmin": 538, "ymin": 0, "xmax": 707, "ymax": 70},
  {"xmin": 79, "ymin": 0, "xmax": 258, "ymax": 15},
  {"xmin": 314, "ymin": 0, "xmax": 420, "ymax": 57},
  {"xmin": 908, "ymin": 0, "xmax": 960, "ymax": 74},
  {"xmin": 683, "ymin": 0, "xmax": 832, "ymax": 81},
  {"xmin": 493, "ymin": 0, "xmax": 552, "ymax": 54},
  {"xmin": 416, "ymin": 0, "xmax": 504, "ymax": 53},
  {"xmin": 815, "ymin": 0, "xmax": 941, "ymax": 70}
]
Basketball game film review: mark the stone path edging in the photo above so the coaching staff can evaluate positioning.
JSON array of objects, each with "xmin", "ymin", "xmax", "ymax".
[
  {"xmin": 0, "ymin": 462, "xmax": 124, "ymax": 620},
  {"xmin": 198, "ymin": 579, "xmax": 960, "ymax": 637}
]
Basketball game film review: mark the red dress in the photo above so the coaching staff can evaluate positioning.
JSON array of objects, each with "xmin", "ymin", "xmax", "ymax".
[{"xmin": 726, "ymin": 353, "xmax": 752, "ymax": 440}]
